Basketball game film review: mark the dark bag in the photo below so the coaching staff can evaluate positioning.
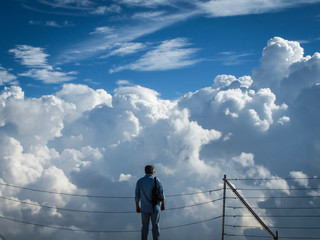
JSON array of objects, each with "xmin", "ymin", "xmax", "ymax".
[{"xmin": 152, "ymin": 177, "xmax": 164, "ymax": 210}]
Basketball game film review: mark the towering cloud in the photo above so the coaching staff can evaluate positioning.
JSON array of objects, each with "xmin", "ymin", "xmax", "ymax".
[{"xmin": 0, "ymin": 37, "xmax": 319, "ymax": 239}]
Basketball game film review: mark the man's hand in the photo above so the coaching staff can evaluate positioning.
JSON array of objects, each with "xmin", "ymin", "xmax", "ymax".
[
  {"xmin": 161, "ymin": 201, "xmax": 165, "ymax": 211},
  {"xmin": 135, "ymin": 201, "xmax": 141, "ymax": 213},
  {"xmin": 136, "ymin": 206, "xmax": 141, "ymax": 213}
]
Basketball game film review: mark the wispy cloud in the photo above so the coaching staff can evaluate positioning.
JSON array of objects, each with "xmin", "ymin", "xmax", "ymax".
[
  {"xmin": 25, "ymin": 0, "xmax": 320, "ymax": 66},
  {"xmin": 0, "ymin": 66, "xmax": 18, "ymax": 85},
  {"xmin": 24, "ymin": 0, "xmax": 320, "ymax": 22},
  {"xmin": 116, "ymin": 79, "xmax": 133, "ymax": 86},
  {"xmin": 216, "ymin": 51, "xmax": 253, "ymax": 66},
  {"xmin": 110, "ymin": 38, "xmax": 199, "ymax": 73},
  {"xmin": 117, "ymin": 0, "xmax": 320, "ymax": 16},
  {"xmin": 89, "ymin": 26, "xmax": 115, "ymax": 35},
  {"xmin": 58, "ymin": 9, "xmax": 198, "ymax": 63},
  {"xmin": 9, "ymin": 45, "xmax": 77, "ymax": 84},
  {"xmin": 23, "ymin": 0, "xmax": 121, "ymax": 16},
  {"xmin": 131, "ymin": 11, "xmax": 167, "ymax": 20},
  {"xmin": 29, "ymin": 20, "xmax": 74, "ymax": 27},
  {"xmin": 118, "ymin": 0, "xmax": 172, "ymax": 7},
  {"xmin": 195, "ymin": 0, "xmax": 320, "ymax": 17},
  {"xmin": 90, "ymin": 5, "xmax": 121, "ymax": 15},
  {"xmin": 9, "ymin": 45, "xmax": 49, "ymax": 67},
  {"xmin": 104, "ymin": 42, "xmax": 147, "ymax": 57},
  {"xmin": 39, "ymin": 0, "xmax": 94, "ymax": 9},
  {"xmin": 19, "ymin": 68, "xmax": 77, "ymax": 84}
]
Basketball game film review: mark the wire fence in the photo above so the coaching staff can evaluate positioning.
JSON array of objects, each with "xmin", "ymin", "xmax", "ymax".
[
  {"xmin": 0, "ymin": 181, "xmax": 223, "ymax": 236},
  {"xmin": 0, "ymin": 176, "xmax": 319, "ymax": 239},
  {"xmin": 223, "ymin": 177, "xmax": 320, "ymax": 240}
]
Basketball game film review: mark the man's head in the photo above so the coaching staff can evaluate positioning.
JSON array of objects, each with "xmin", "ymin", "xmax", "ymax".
[{"xmin": 145, "ymin": 165, "xmax": 155, "ymax": 175}]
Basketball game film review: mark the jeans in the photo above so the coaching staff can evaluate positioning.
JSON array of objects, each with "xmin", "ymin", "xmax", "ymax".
[{"xmin": 141, "ymin": 212, "xmax": 160, "ymax": 240}]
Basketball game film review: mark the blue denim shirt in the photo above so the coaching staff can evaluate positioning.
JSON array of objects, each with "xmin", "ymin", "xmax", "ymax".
[{"xmin": 135, "ymin": 174, "xmax": 164, "ymax": 213}]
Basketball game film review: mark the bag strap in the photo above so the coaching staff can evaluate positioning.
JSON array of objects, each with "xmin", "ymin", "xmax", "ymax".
[{"xmin": 154, "ymin": 177, "xmax": 158, "ymax": 189}]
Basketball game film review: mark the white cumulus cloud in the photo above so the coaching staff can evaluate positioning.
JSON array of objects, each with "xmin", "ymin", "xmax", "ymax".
[{"xmin": 0, "ymin": 37, "xmax": 320, "ymax": 240}]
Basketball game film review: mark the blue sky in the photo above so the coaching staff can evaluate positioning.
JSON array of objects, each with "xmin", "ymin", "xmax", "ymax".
[
  {"xmin": 1, "ymin": 0, "xmax": 320, "ymax": 98},
  {"xmin": 1, "ymin": 1, "xmax": 320, "ymax": 240}
]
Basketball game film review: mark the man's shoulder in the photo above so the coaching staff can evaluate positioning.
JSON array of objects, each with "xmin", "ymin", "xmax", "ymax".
[
  {"xmin": 137, "ymin": 175, "xmax": 151, "ymax": 182},
  {"xmin": 138, "ymin": 175, "xmax": 155, "ymax": 183}
]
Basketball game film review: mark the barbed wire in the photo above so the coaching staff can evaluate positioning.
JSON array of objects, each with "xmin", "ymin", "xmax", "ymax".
[
  {"xmin": 166, "ymin": 197, "xmax": 223, "ymax": 211},
  {"xmin": 0, "ymin": 195, "xmax": 223, "ymax": 214},
  {"xmin": 224, "ymin": 177, "xmax": 320, "ymax": 240},
  {"xmin": 227, "ymin": 177, "xmax": 320, "ymax": 181},
  {"xmin": 225, "ymin": 233, "xmax": 270, "ymax": 238},
  {"xmin": 0, "ymin": 181, "xmax": 224, "ymax": 235},
  {"xmin": 274, "ymin": 237, "xmax": 320, "ymax": 240},
  {"xmin": 162, "ymin": 215, "xmax": 222, "ymax": 230},
  {"xmin": 1, "ymin": 176, "xmax": 320, "ymax": 238},
  {"xmin": 0, "ymin": 182, "xmax": 222, "ymax": 199},
  {"xmin": 3, "ymin": 180, "xmax": 317, "ymax": 202},
  {"xmin": 0, "ymin": 214, "xmax": 222, "ymax": 233},
  {"xmin": 0, "ymin": 215, "xmax": 139, "ymax": 233},
  {"xmin": 226, "ymin": 214, "xmax": 320, "ymax": 218},
  {"xmin": 0, "ymin": 182, "xmax": 133, "ymax": 199},
  {"xmin": 167, "ymin": 188, "xmax": 223, "ymax": 197},
  {"xmin": 225, "ymin": 233, "xmax": 320, "ymax": 239},
  {"xmin": 230, "ymin": 195, "xmax": 320, "ymax": 199},
  {"xmin": 226, "ymin": 205, "xmax": 320, "ymax": 210},
  {"xmin": 225, "ymin": 224, "xmax": 320, "ymax": 230},
  {"xmin": 235, "ymin": 187, "xmax": 320, "ymax": 191}
]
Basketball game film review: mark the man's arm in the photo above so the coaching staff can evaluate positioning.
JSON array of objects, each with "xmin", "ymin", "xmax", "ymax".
[
  {"xmin": 135, "ymin": 181, "xmax": 141, "ymax": 213},
  {"xmin": 158, "ymin": 180, "xmax": 165, "ymax": 211}
]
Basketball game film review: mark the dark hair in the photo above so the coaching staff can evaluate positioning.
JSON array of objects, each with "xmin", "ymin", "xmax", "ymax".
[{"xmin": 145, "ymin": 165, "xmax": 155, "ymax": 174}]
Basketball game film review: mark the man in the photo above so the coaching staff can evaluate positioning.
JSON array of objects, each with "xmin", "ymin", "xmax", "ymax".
[{"xmin": 135, "ymin": 165, "xmax": 165, "ymax": 240}]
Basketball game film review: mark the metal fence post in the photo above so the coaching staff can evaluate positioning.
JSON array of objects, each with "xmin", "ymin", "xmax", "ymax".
[{"xmin": 221, "ymin": 174, "xmax": 227, "ymax": 240}]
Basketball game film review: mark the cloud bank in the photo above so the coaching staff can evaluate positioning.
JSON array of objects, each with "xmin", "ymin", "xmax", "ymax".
[{"xmin": 0, "ymin": 37, "xmax": 320, "ymax": 239}]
